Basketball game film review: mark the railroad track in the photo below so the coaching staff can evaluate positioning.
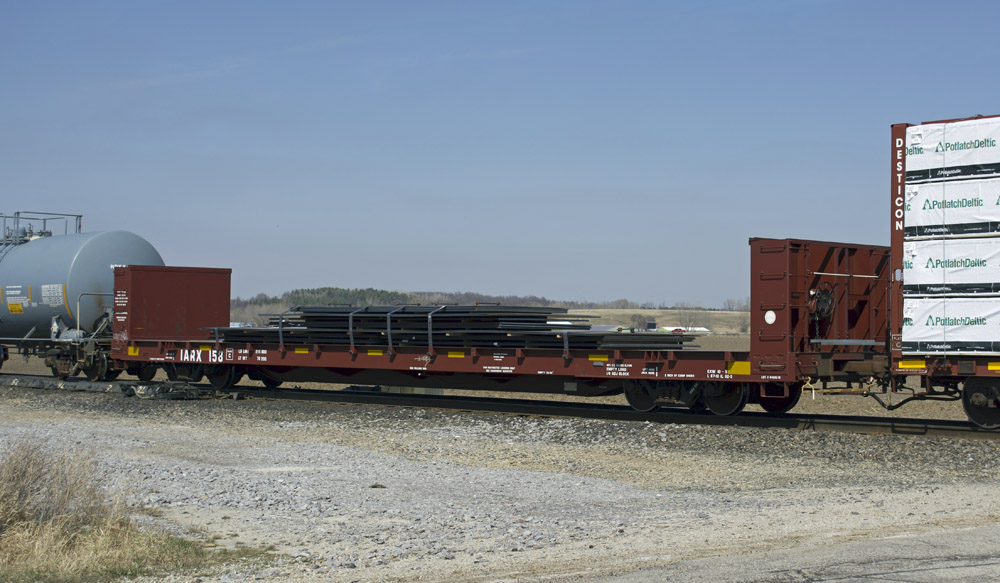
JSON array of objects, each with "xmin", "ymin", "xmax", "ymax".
[{"xmin": 1, "ymin": 373, "xmax": 995, "ymax": 440}]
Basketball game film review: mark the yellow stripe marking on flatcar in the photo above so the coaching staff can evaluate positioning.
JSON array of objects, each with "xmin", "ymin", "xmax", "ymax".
[
  {"xmin": 448, "ymin": 351, "xmax": 465, "ymax": 358},
  {"xmin": 294, "ymin": 347, "xmax": 309, "ymax": 354},
  {"xmin": 200, "ymin": 346, "xmax": 212, "ymax": 351},
  {"xmin": 988, "ymin": 362, "xmax": 1000, "ymax": 371},
  {"xmin": 897, "ymin": 360, "xmax": 926, "ymax": 369},
  {"xmin": 367, "ymin": 349, "xmax": 383, "ymax": 356},
  {"xmin": 588, "ymin": 354, "xmax": 609, "ymax": 362},
  {"xmin": 726, "ymin": 361, "xmax": 751, "ymax": 375}
]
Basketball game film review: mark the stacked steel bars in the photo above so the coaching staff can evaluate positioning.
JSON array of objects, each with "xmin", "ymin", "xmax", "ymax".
[{"xmin": 213, "ymin": 305, "xmax": 694, "ymax": 350}]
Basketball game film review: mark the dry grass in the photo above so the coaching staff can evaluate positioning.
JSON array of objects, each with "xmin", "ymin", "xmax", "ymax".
[{"xmin": 0, "ymin": 437, "xmax": 266, "ymax": 583}]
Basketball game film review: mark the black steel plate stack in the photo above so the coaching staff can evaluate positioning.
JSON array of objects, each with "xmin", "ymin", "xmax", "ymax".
[{"xmin": 213, "ymin": 305, "xmax": 695, "ymax": 351}]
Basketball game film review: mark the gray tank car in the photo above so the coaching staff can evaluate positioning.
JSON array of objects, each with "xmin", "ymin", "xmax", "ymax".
[{"xmin": 0, "ymin": 213, "xmax": 164, "ymax": 378}]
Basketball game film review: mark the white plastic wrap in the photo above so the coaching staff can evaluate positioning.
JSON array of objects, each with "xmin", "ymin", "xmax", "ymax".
[
  {"xmin": 904, "ymin": 177, "xmax": 1000, "ymax": 237},
  {"xmin": 906, "ymin": 117, "xmax": 1000, "ymax": 182},
  {"xmin": 902, "ymin": 238, "xmax": 1000, "ymax": 294},
  {"xmin": 902, "ymin": 296, "xmax": 1000, "ymax": 354}
]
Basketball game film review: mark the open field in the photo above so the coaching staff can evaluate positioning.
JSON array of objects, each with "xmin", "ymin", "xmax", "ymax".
[{"xmin": 569, "ymin": 309, "xmax": 748, "ymax": 334}]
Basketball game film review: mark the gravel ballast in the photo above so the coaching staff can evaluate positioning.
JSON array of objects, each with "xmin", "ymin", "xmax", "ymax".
[{"xmin": 1, "ymin": 381, "xmax": 999, "ymax": 582}]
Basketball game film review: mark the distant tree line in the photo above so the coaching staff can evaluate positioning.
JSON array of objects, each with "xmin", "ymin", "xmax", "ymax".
[{"xmin": 721, "ymin": 297, "xmax": 751, "ymax": 312}]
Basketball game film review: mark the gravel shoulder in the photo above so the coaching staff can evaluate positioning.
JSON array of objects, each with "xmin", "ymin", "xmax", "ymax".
[{"xmin": 1, "ymin": 356, "xmax": 999, "ymax": 582}]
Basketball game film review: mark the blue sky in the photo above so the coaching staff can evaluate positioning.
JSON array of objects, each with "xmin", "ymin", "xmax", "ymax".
[{"xmin": 3, "ymin": 1, "xmax": 998, "ymax": 307}]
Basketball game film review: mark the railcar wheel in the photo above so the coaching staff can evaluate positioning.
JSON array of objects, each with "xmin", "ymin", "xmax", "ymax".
[
  {"xmin": 136, "ymin": 365, "xmax": 157, "ymax": 382},
  {"xmin": 962, "ymin": 378, "xmax": 1000, "ymax": 430},
  {"xmin": 166, "ymin": 364, "xmax": 203, "ymax": 383},
  {"xmin": 83, "ymin": 354, "xmax": 108, "ymax": 382},
  {"xmin": 206, "ymin": 366, "xmax": 240, "ymax": 390},
  {"xmin": 702, "ymin": 382, "xmax": 750, "ymax": 416},
  {"xmin": 185, "ymin": 366, "xmax": 204, "ymax": 383},
  {"xmin": 261, "ymin": 377, "xmax": 282, "ymax": 389},
  {"xmin": 759, "ymin": 383, "xmax": 802, "ymax": 415},
  {"xmin": 623, "ymin": 379, "xmax": 659, "ymax": 412},
  {"xmin": 51, "ymin": 367, "xmax": 68, "ymax": 380}
]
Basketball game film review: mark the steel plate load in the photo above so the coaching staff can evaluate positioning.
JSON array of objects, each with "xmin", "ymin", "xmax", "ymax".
[{"xmin": 213, "ymin": 305, "xmax": 695, "ymax": 351}]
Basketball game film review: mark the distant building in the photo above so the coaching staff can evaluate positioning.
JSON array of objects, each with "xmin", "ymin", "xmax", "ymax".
[
  {"xmin": 662, "ymin": 326, "xmax": 710, "ymax": 334},
  {"xmin": 591, "ymin": 324, "xmax": 626, "ymax": 332}
]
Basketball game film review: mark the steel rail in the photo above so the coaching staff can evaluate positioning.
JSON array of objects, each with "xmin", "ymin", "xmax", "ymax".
[
  {"xmin": 0, "ymin": 373, "xmax": 995, "ymax": 440},
  {"xmin": 229, "ymin": 386, "xmax": 997, "ymax": 440}
]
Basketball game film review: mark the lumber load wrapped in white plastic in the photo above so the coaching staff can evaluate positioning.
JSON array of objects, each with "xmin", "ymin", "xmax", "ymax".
[
  {"xmin": 903, "ymin": 238, "xmax": 1000, "ymax": 294},
  {"xmin": 904, "ymin": 177, "xmax": 1000, "ymax": 237},
  {"xmin": 906, "ymin": 117, "xmax": 1000, "ymax": 183},
  {"xmin": 902, "ymin": 296, "xmax": 1000, "ymax": 354}
]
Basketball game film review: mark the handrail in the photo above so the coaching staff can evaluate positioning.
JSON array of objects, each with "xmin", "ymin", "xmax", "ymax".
[
  {"xmin": 0, "ymin": 212, "xmax": 84, "ymax": 263},
  {"xmin": 76, "ymin": 292, "xmax": 113, "ymax": 340},
  {"xmin": 385, "ymin": 304, "xmax": 419, "ymax": 355},
  {"xmin": 276, "ymin": 308, "xmax": 295, "ymax": 351},
  {"xmin": 426, "ymin": 305, "xmax": 447, "ymax": 356},
  {"xmin": 348, "ymin": 307, "xmax": 368, "ymax": 354}
]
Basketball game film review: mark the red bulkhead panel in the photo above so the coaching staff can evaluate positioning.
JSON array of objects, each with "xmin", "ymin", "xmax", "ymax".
[
  {"xmin": 113, "ymin": 266, "xmax": 231, "ymax": 350},
  {"xmin": 750, "ymin": 238, "xmax": 890, "ymax": 380}
]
